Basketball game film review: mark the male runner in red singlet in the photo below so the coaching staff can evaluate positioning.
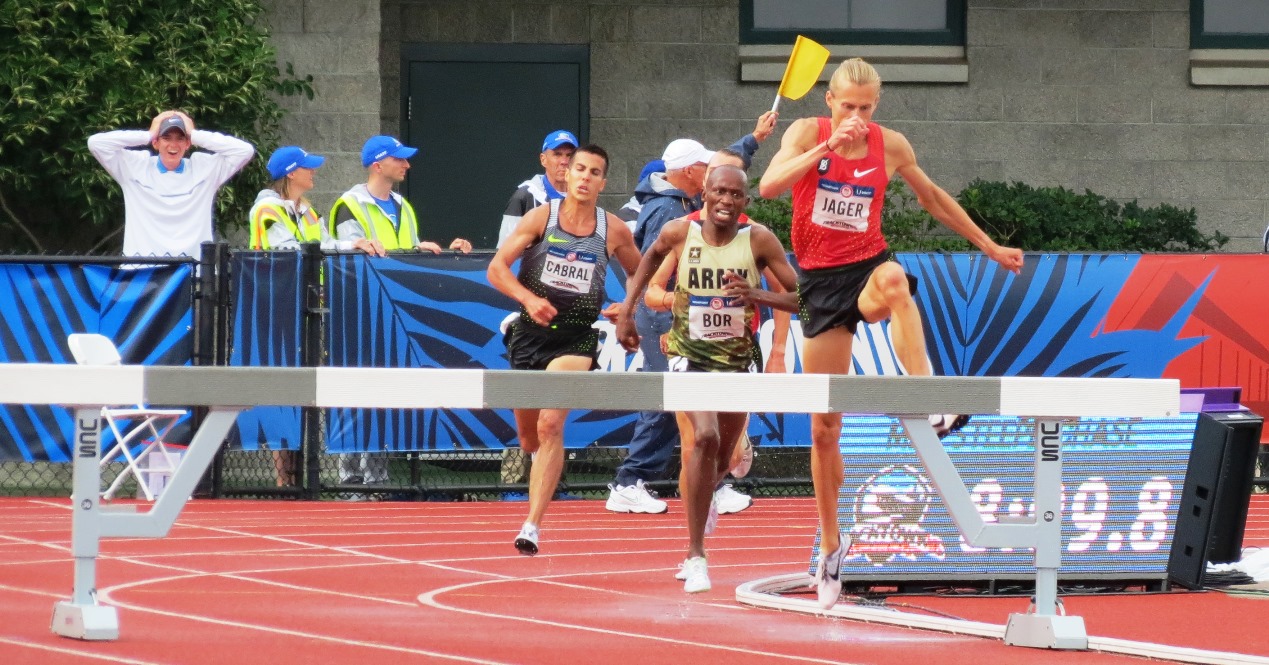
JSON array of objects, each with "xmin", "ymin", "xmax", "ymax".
[{"xmin": 758, "ymin": 57, "xmax": 1025, "ymax": 610}]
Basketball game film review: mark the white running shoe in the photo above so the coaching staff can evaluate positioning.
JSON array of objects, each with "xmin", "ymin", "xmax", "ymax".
[
  {"xmin": 704, "ymin": 496, "xmax": 719, "ymax": 535},
  {"xmin": 605, "ymin": 479, "xmax": 668, "ymax": 514},
  {"xmin": 682, "ymin": 556, "xmax": 710, "ymax": 593},
  {"xmin": 675, "ymin": 559, "xmax": 689, "ymax": 581},
  {"xmin": 714, "ymin": 484, "xmax": 753, "ymax": 515},
  {"xmin": 730, "ymin": 437, "xmax": 755, "ymax": 478},
  {"xmin": 514, "ymin": 523, "xmax": 539, "ymax": 556},
  {"xmin": 814, "ymin": 534, "xmax": 850, "ymax": 609},
  {"xmin": 929, "ymin": 414, "xmax": 970, "ymax": 439}
]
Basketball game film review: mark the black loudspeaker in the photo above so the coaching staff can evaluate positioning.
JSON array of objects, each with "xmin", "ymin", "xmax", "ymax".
[{"xmin": 1167, "ymin": 411, "xmax": 1263, "ymax": 589}]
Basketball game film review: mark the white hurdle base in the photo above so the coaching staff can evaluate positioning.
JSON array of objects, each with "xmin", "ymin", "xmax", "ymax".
[
  {"xmin": 736, "ymin": 574, "xmax": 1269, "ymax": 665},
  {"xmin": 51, "ymin": 406, "xmax": 242, "ymax": 641},
  {"xmin": 51, "ymin": 601, "xmax": 119, "ymax": 641},
  {"xmin": 1003, "ymin": 613, "xmax": 1087, "ymax": 650}
]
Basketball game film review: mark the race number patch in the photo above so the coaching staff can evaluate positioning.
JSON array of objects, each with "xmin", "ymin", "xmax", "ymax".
[
  {"xmin": 541, "ymin": 246, "xmax": 597, "ymax": 293},
  {"xmin": 812, "ymin": 178, "xmax": 873, "ymax": 232},
  {"xmin": 687, "ymin": 295, "xmax": 745, "ymax": 341}
]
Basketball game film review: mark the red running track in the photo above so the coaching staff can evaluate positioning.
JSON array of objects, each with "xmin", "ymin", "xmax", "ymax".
[{"xmin": 0, "ymin": 495, "xmax": 1266, "ymax": 664}]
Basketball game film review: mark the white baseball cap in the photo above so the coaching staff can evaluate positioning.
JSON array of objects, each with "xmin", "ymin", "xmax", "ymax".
[{"xmin": 661, "ymin": 139, "xmax": 715, "ymax": 171}]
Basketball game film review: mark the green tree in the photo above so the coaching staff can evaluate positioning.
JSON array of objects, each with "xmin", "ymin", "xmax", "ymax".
[{"xmin": 0, "ymin": 0, "xmax": 312, "ymax": 254}]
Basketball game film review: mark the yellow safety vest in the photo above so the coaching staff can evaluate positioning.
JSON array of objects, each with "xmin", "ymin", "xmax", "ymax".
[
  {"xmin": 329, "ymin": 190, "xmax": 419, "ymax": 251},
  {"xmin": 250, "ymin": 201, "xmax": 323, "ymax": 250}
]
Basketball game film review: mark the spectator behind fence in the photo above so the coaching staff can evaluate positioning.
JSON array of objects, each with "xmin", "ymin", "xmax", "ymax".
[
  {"xmin": 88, "ymin": 110, "xmax": 254, "ymax": 258},
  {"xmin": 249, "ymin": 145, "xmax": 384, "ymax": 489},
  {"xmin": 249, "ymin": 145, "xmax": 385, "ymax": 256},
  {"xmin": 329, "ymin": 135, "xmax": 473, "ymax": 255},
  {"xmin": 496, "ymin": 130, "xmax": 579, "ymax": 248},
  {"xmin": 330, "ymin": 135, "xmax": 472, "ymax": 493}
]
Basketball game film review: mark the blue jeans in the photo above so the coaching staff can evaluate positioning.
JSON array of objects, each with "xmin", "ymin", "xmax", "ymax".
[{"xmin": 615, "ymin": 305, "xmax": 679, "ymax": 487}]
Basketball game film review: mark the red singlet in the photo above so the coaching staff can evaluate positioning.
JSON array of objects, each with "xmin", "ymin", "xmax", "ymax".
[{"xmin": 790, "ymin": 118, "xmax": 889, "ymax": 269}]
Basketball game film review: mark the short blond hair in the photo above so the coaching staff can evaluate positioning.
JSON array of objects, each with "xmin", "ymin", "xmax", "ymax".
[{"xmin": 829, "ymin": 58, "xmax": 881, "ymax": 90}]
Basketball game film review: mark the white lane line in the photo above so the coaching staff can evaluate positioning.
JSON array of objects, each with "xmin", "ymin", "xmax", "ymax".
[
  {"xmin": 7, "ymin": 499, "xmax": 849, "ymax": 663},
  {"xmin": 417, "ymin": 578, "xmax": 868, "ymax": 665},
  {"xmin": 0, "ymin": 635, "xmax": 165, "ymax": 665}
]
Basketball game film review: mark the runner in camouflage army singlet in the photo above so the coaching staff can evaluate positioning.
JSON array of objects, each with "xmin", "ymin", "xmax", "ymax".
[{"xmin": 666, "ymin": 219, "xmax": 760, "ymax": 373}]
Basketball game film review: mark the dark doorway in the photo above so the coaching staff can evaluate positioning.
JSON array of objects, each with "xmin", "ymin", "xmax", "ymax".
[{"xmin": 401, "ymin": 44, "xmax": 589, "ymax": 249}]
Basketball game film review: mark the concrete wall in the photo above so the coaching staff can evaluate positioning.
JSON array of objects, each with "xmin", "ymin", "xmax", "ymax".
[
  {"xmin": 262, "ymin": 0, "xmax": 382, "ymax": 212},
  {"xmin": 271, "ymin": 0, "xmax": 1269, "ymax": 251}
]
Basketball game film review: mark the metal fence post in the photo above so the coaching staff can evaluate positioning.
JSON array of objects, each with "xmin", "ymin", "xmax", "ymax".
[{"xmin": 301, "ymin": 242, "xmax": 326, "ymax": 500}]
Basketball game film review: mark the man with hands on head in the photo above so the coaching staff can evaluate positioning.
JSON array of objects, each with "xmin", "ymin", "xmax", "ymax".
[{"xmin": 88, "ymin": 110, "xmax": 254, "ymax": 258}]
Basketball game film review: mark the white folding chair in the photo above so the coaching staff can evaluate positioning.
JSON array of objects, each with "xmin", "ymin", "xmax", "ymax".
[{"xmin": 67, "ymin": 333, "xmax": 188, "ymax": 500}]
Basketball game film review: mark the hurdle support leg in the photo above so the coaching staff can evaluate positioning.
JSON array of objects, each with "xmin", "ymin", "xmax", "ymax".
[
  {"xmin": 900, "ymin": 416, "xmax": 1088, "ymax": 651},
  {"xmin": 52, "ymin": 408, "xmax": 118, "ymax": 640},
  {"xmin": 52, "ymin": 407, "xmax": 242, "ymax": 641}
]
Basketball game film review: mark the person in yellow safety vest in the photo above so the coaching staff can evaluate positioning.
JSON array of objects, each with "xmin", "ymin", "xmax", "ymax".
[
  {"xmin": 249, "ymin": 146, "xmax": 384, "ymax": 490},
  {"xmin": 329, "ymin": 135, "xmax": 473, "ymax": 254},
  {"xmin": 329, "ymin": 136, "xmax": 473, "ymax": 491},
  {"xmin": 249, "ymin": 145, "xmax": 385, "ymax": 256}
]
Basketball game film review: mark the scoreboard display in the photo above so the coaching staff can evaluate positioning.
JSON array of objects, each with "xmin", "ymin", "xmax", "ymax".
[{"xmin": 818, "ymin": 414, "xmax": 1199, "ymax": 583}]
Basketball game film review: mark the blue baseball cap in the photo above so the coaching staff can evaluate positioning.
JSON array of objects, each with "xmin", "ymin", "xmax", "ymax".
[
  {"xmin": 639, "ymin": 159, "xmax": 665, "ymax": 182},
  {"xmin": 541, "ymin": 130, "xmax": 579, "ymax": 152},
  {"xmin": 267, "ymin": 146, "xmax": 325, "ymax": 179},
  {"xmin": 361, "ymin": 135, "xmax": 418, "ymax": 167}
]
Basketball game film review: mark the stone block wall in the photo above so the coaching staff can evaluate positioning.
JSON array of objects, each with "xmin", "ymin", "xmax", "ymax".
[
  {"xmin": 268, "ymin": 0, "xmax": 1269, "ymax": 250},
  {"xmin": 262, "ymin": 0, "xmax": 382, "ymax": 213}
]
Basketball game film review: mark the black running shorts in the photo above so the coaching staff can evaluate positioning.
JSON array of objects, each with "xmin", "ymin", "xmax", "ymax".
[
  {"xmin": 504, "ymin": 319, "xmax": 599, "ymax": 371},
  {"xmin": 797, "ymin": 252, "xmax": 917, "ymax": 338}
]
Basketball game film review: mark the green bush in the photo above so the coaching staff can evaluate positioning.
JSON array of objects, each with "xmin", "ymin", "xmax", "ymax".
[
  {"xmin": 0, "ymin": 0, "xmax": 312, "ymax": 254},
  {"xmin": 747, "ymin": 177, "xmax": 1227, "ymax": 253},
  {"xmin": 959, "ymin": 179, "xmax": 1227, "ymax": 252}
]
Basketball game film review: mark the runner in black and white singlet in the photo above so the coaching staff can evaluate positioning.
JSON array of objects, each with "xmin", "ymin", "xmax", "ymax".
[
  {"xmin": 488, "ymin": 144, "xmax": 642, "ymax": 557},
  {"xmin": 615, "ymin": 165, "xmax": 798, "ymax": 594},
  {"xmin": 508, "ymin": 197, "xmax": 613, "ymax": 367}
]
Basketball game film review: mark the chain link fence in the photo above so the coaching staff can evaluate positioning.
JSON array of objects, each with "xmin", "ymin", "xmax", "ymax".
[{"xmin": 0, "ymin": 443, "xmax": 814, "ymax": 501}]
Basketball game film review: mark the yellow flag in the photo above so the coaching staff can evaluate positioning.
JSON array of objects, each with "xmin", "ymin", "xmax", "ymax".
[{"xmin": 776, "ymin": 36, "xmax": 830, "ymax": 102}]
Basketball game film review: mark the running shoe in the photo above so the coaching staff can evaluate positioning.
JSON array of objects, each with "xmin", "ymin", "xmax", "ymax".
[
  {"xmin": 930, "ymin": 414, "xmax": 971, "ymax": 439},
  {"xmin": 514, "ymin": 523, "xmax": 539, "ymax": 556},
  {"xmin": 814, "ymin": 534, "xmax": 850, "ymax": 609},
  {"xmin": 605, "ymin": 480, "xmax": 668, "ymax": 514},
  {"xmin": 682, "ymin": 556, "xmax": 710, "ymax": 593},
  {"xmin": 730, "ymin": 437, "xmax": 755, "ymax": 478},
  {"xmin": 714, "ymin": 484, "xmax": 753, "ymax": 515},
  {"xmin": 675, "ymin": 559, "xmax": 689, "ymax": 581}
]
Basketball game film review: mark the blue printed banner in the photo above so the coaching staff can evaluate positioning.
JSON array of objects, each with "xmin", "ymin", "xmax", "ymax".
[
  {"xmin": 0, "ymin": 263, "xmax": 194, "ymax": 461},
  {"xmin": 227, "ymin": 252, "xmax": 304, "ymax": 452}
]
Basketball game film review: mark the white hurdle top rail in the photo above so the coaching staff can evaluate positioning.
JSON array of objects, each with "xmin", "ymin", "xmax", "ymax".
[
  {"xmin": 0, "ymin": 364, "xmax": 1180, "ymax": 417},
  {"xmin": 13, "ymin": 362, "xmax": 1178, "ymax": 648}
]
